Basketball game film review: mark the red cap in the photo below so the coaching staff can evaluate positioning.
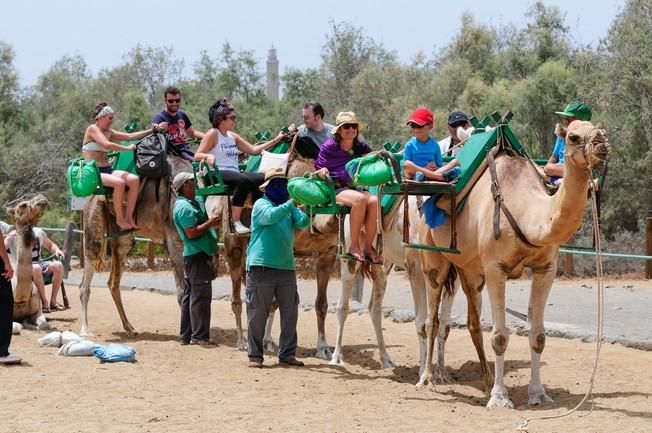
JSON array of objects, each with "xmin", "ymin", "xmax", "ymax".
[{"xmin": 406, "ymin": 108, "xmax": 433, "ymax": 126}]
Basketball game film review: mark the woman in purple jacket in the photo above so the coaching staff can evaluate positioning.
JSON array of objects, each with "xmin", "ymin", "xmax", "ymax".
[{"xmin": 314, "ymin": 112, "xmax": 381, "ymax": 264}]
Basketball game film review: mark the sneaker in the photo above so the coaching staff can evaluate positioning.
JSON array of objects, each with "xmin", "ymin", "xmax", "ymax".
[
  {"xmin": 233, "ymin": 220, "xmax": 251, "ymax": 235},
  {"xmin": 179, "ymin": 339, "xmax": 190, "ymax": 346},
  {"xmin": 190, "ymin": 339, "xmax": 216, "ymax": 347},
  {"xmin": 414, "ymin": 171, "xmax": 426, "ymax": 182},
  {"xmin": 0, "ymin": 354, "xmax": 22, "ymax": 365},
  {"xmin": 279, "ymin": 357, "xmax": 305, "ymax": 367},
  {"xmin": 248, "ymin": 360, "xmax": 263, "ymax": 368}
]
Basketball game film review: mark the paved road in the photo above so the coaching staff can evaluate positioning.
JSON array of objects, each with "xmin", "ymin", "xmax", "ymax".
[{"xmin": 65, "ymin": 269, "xmax": 652, "ymax": 348}]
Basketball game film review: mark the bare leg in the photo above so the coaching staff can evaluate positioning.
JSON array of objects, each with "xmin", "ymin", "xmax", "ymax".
[
  {"xmin": 101, "ymin": 173, "xmax": 128, "ymax": 230},
  {"xmin": 363, "ymin": 195, "xmax": 379, "ymax": 256},
  {"xmin": 115, "ymin": 171, "xmax": 140, "ymax": 229},
  {"xmin": 48, "ymin": 262, "xmax": 64, "ymax": 308},
  {"xmin": 32, "ymin": 264, "xmax": 48, "ymax": 308},
  {"xmin": 336, "ymin": 190, "xmax": 368, "ymax": 256},
  {"xmin": 232, "ymin": 205, "xmax": 243, "ymax": 222}
]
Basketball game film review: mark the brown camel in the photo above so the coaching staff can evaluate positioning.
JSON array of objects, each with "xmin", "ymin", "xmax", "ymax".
[
  {"xmin": 203, "ymin": 154, "xmax": 340, "ymax": 357},
  {"xmin": 6, "ymin": 194, "xmax": 50, "ymax": 330},
  {"xmin": 415, "ymin": 120, "xmax": 611, "ymax": 408},
  {"xmin": 78, "ymin": 156, "xmax": 217, "ymax": 337}
]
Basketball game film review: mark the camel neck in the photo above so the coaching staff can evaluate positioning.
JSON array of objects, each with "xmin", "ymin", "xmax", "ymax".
[{"xmin": 530, "ymin": 161, "xmax": 590, "ymax": 246}]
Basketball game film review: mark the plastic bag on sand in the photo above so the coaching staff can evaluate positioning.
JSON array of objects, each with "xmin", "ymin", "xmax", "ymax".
[
  {"xmin": 12, "ymin": 322, "xmax": 23, "ymax": 335},
  {"xmin": 61, "ymin": 331, "xmax": 82, "ymax": 346},
  {"xmin": 58, "ymin": 340, "xmax": 97, "ymax": 357},
  {"xmin": 38, "ymin": 331, "xmax": 62, "ymax": 347},
  {"xmin": 93, "ymin": 343, "xmax": 137, "ymax": 363}
]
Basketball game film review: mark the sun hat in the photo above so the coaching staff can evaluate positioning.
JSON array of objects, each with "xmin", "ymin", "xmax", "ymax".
[
  {"xmin": 331, "ymin": 111, "xmax": 365, "ymax": 135},
  {"xmin": 406, "ymin": 108, "xmax": 433, "ymax": 126},
  {"xmin": 554, "ymin": 101, "xmax": 592, "ymax": 121},
  {"xmin": 447, "ymin": 111, "xmax": 469, "ymax": 126},
  {"xmin": 259, "ymin": 167, "xmax": 288, "ymax": 191},
  {"xmin": 172, "ymin": 172, "xmax": 194, "ymax": 193}
]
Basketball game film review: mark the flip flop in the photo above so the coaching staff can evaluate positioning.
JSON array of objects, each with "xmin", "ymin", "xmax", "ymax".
[
  {"xmin": 41, "ymin": 307, "xmax": 51, "ymax": 314},
  {"xmin": 49, "ymin": 303, "xmax": 65, "ymax": 312},
  {"xmin": 341, "ymin": 251, "xmax": 365, "ymax": 263},
  {"xmin": 365, "ymin": 254, "xmax": 383, "ymax": 265}
]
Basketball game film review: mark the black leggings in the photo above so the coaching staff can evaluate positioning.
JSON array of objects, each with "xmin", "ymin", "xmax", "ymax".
[
  {"xmin": 220, "ymin": 170, "xmax": 265, "ymax": 207},
  {"xmin": 0, "ymin": 258, "xmax": 13, "ymax": 357}
]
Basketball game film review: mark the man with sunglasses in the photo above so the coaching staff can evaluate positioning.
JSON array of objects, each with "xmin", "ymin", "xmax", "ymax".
[
  {"xmin": 297, "ymin": 101, "xmax": 334, "ymax": 147},
  {"xmin": 544, "ymin": 101, "xmax": 592, "ymax": 185},
  {"xmin": 439, "ymin": 111, "xmax": 471, "ymax": 158},
  {"xmin": 153, "ymin": 86, "xmax": 205, "ymax": 161}
]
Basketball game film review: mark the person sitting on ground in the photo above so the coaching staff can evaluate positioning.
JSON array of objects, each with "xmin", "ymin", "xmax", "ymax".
[
  {"xmin": 82, "ymin": 102, "xmax": 168, "ymax": 230},
  {"xmin": 152, "ymin": 86, "xmax": 204, "ymax": 161},
  {"xmin": 314, "ymin": 111, "xmax": 381, "ymax": 264},
  {"xmin": 401, "ymin": 108, "xmax": 460, "ymax": 182},
  {"xmin": 172, "ymin": 172, "xmax": 221, "ymax": 346},
  {"xmin": 438, "ymin": 111, "xmax": 472, "ymax": 157},
  {"xmin": 544, "ymin": 101, "xmax": 593, "ymax": 185},
  {"xmin": 0, "ymin": 226, "xmax": 18, "ymax": 365},
  {"xmin": 4, "ymin": 227, "xmax": 65, "ymax": 314},
  {"xmin": 245, "ymin": 168, "xmax": 310, "ymax": 368},
  {"xmin": 298, "ymin": 101, "xmax": 334, "ymax": 147},
  {"xmin": 194, "ymin": 98, "xmax": 287, "ymax": 236}
]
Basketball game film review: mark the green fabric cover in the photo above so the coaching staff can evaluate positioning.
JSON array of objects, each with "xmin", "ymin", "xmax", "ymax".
[
  {"xmin": 345, "ymin": 152, "xmax": 392, "ymax": 186},
  {"xmin": 67, "ymin": 158, "xmax": 101, "ymax": 197},
  {"xmin": 288, "ymin": 175, "xmax": 332, "ymax": 206}
]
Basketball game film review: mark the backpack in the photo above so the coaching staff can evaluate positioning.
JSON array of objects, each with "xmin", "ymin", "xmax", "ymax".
[{"xmin": 135, "ymin": 133, "xmax": 169, "ymax": 178}]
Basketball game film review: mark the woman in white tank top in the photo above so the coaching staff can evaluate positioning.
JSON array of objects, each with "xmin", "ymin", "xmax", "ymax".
[{"xmin": 195, "ymin": 98, "xmax": 286, "ymax": 235}]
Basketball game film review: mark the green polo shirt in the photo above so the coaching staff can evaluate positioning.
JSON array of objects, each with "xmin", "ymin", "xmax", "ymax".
[
  {"xmin": 246, "ymin": 197, "xmax": 310, "ymax": 271},
  {"xmin": 173, "ymin": 196, "xmax": 218, "ymax": 257}
]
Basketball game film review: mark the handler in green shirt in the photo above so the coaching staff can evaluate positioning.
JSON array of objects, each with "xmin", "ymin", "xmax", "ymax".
[
  {"xmin": 172, "ymin": 172, "xmax": 220, "ymax": 346},
  {"xmin": 246, "ymin": 168, "xmax": 310, "ymax": 368}
]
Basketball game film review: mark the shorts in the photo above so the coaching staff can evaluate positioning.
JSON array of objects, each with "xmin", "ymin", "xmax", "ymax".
[
  {"xmin": 335, "ymin": 185, "xmax": 367, "ymax": 195},
  {"xmin": 99, "ymin": 166, "xmax": 114, "ymax": 175}
]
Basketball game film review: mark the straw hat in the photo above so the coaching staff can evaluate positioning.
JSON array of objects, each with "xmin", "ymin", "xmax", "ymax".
[
  {"xmin": 332, "ymin": 111, "xmax": 365, "ymax": 135},
  {"xmin": 259, "ymin": 167, "xmax": 288, "ymax": 191}
]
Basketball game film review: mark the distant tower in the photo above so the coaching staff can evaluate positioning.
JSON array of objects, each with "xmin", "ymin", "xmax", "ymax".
[{"xmin": 266, "ymin": 47, "xmax": 279, "ymax": 102}]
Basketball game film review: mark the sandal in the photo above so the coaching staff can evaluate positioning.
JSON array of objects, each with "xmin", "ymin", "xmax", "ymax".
[
  {"xmin": 42, "ymin": 306, "xmax": 51, "ymax": 314},
  {"xmin": 364, "ymin": 248, "xmax": 383, "ymax": 265},
  {"xmin": 49, "ymin": 303, "xmax": 66, "ymax": 312},
  {"xmin": 341, "ymin": 250, "xmax": 365, "ymax": 263}
]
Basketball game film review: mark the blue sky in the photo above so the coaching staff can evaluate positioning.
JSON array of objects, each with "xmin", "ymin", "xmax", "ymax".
[{"xmin": 1, "ymin": 0, "xmax": 625, "ymax": 86}]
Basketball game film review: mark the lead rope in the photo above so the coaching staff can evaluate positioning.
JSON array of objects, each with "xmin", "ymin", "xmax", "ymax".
[{"xmin": 518, "ymin": 178, "xmax": 605, "ymax": 432}]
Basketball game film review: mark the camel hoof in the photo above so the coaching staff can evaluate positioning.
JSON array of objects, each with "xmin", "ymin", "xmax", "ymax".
[
  {"xmin": 487, "ymin": 393, "xmax": 514, "ymax": 409},
  {"xmin": 432, "ymin": 365, "xmax": 454, "ymax": 384},
  {"xmin": 80, "ymin": 328, "xmax": 93, "ymax": 338},
  {"xmin": 380, "ymin": 356, "xmax": 396, "ymax": 369},
  {"xmin": 528, "ymin": 390, "xmax": 553, "ymax": 405},
  {"xmin": 263, "ymin": 340, "xmax": 278, "ymax": 354},
  {"xmin": 236, "ymin": 339, "xmax": 248, "ymax": 351},
  {"xmin": 37, "ymin": 321, "xmax": 50, "ymax": 331},
  {"xmin": 329, "ymin": 353, "xmax": 344, "ymax": 365},
  {"xmin": 315, "ymin": 346, "xmax": 333, "ymax": 360}
]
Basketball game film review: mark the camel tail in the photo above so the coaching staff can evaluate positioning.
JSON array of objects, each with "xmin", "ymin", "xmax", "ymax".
[
  {"xmin": 443, "ymin": 266, "xmax": 457, "ymax": 297},
  {"xmin": 360, "ymin": 262, "xmax": 373, "ymax": 282}
]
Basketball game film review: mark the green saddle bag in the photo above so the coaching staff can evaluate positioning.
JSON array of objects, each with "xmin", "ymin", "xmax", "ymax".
[
  {"xmin": 67, "ymin": 158, "xmax": 101, "ymax": 197},
  {"xmin": 345, "ymin": 152, "xmax": 392, "ymax": 187},
  {"xmin": 287, "ymin": 174, "xmax": 332, "ymax": 206}
]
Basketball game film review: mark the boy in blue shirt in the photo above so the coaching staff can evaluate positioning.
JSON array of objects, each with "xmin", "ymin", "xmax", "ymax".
[{"xmin": 402, "ymin": 108, "xmax": 460, "ymax": 182}]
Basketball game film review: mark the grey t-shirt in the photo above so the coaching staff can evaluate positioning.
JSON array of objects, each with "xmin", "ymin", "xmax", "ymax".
[{"xmin": 297, "ymin": 123, "xmax": 334, "ymax": 147}]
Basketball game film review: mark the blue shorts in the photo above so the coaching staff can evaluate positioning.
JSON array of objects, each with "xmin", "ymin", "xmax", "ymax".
[{"xmin": 99, "ymin": 166, "xmax": 114, "ymax": 175}]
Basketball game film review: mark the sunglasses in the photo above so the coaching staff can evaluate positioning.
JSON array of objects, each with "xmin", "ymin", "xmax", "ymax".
[
  {"xmin": 409, "ymin": 122, "xmax": 426, "ymax": 129},
  {"xmin": 226, "ymin": 115, "xmax": 237, "ymax": 121},
  {"xmin": 341, "ymin": 123, "xmax": 358, "ymax": 130},
  {"xmin": 167, "ymin": 98, "xmax": 181, "ymax": 104}
]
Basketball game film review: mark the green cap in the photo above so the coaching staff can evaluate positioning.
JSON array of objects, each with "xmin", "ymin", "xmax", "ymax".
[{"xmin": 554, "ymin": 101, "xmax": 592, "ymax": 121}]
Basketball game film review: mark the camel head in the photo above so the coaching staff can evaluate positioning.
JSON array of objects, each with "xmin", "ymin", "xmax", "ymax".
[
  {"xmin": 6, "ymin": 194, "xmax": 49, "ymax": 229},
  {"xmin": 564, "ymin": 121, "xmax": 611, "ymax": 171}
]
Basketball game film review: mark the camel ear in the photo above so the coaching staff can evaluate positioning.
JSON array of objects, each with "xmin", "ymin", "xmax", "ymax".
[
  {"xmin": 554, "ymin": 123, "xmax": 567, "ymax": 138},
  {"xmin": 595, "ymin": 122, "xmax": 603, "ymax": 129}
]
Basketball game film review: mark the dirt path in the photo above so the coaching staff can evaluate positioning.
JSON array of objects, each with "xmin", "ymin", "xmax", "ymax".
[{"xmin": 3, "ymin": 285, "xmax": 652, "ymax": 433}]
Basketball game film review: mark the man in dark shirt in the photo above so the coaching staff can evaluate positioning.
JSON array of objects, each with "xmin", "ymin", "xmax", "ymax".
[{"xmin": 153, "ymin": 86, "xmax": 205, "ymax": 161}]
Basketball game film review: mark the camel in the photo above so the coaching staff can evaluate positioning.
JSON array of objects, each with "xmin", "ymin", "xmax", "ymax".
[
  {"xmin": 6, "ymin": 194, "xmax": 50, "ymax": 330},
  {"xmin": 328, "ymin": 194, "xmax": 488, "ymax": 385},
  {"xmin": 204, "ymin": 154, "xmax": 341, "ymax": 357},
  {"xmin": 415, "ymin": 120, "xmax": 611, "ymax": 408},
  {"xmin": 78, "ymin": 156, "xmax": 215, "ymax": 337}
]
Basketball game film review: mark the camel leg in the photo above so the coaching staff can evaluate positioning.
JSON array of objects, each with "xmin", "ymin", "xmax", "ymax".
[
  {"xmin": 164, "ymin": 224, "xmax": 186, "ymax": 306},
  {"xmin": 458, "ymin": 269, "xmax": 493, "ymax": 392},
  {"xmin": 406, "ymin": 251, "xmax": 428, "ymax": 377},
  {"xmin": 226, "ymin": 238, "xmax": 247, "ymax": 350},
  {"xmin": 527, "ymin": 267, "xmax": 556, "ymax": 405},
  {"xmin": 432, "ymin": 278, "xmax": 458, "ymax": 384},
  {"xmin": 484, "ymin": 265, "xmax": 512, "ymax": 408},
  {"xmin": 368, "ymin": 264, "xmax": 395, "ymax": 368},
  {"xmin": 416, "ymin": 254, "xmax": 449, "ymax": 388},
  {"xmin": 79, "ymin": 198, "xmax": 105, "ymax": 337},
  {"xmin": 263, "ymin": 302, "xmax": 279, "ymax": 353},
  {"xmin": 107, "ymin": 235, "xmax": 137, "ymax": 337},
  {"xmin": 329, "ymin": 259, "xmax": 357, "ymax": 365},
  {"xmin": 315, "ymin": 251, "xmax": 336, "ymax": 359}
]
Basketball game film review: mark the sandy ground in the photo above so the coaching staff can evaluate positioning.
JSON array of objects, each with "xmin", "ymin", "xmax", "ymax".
[{"xmin": 3, "ymin": 285, "xmax": 652, "ymax": 433}]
